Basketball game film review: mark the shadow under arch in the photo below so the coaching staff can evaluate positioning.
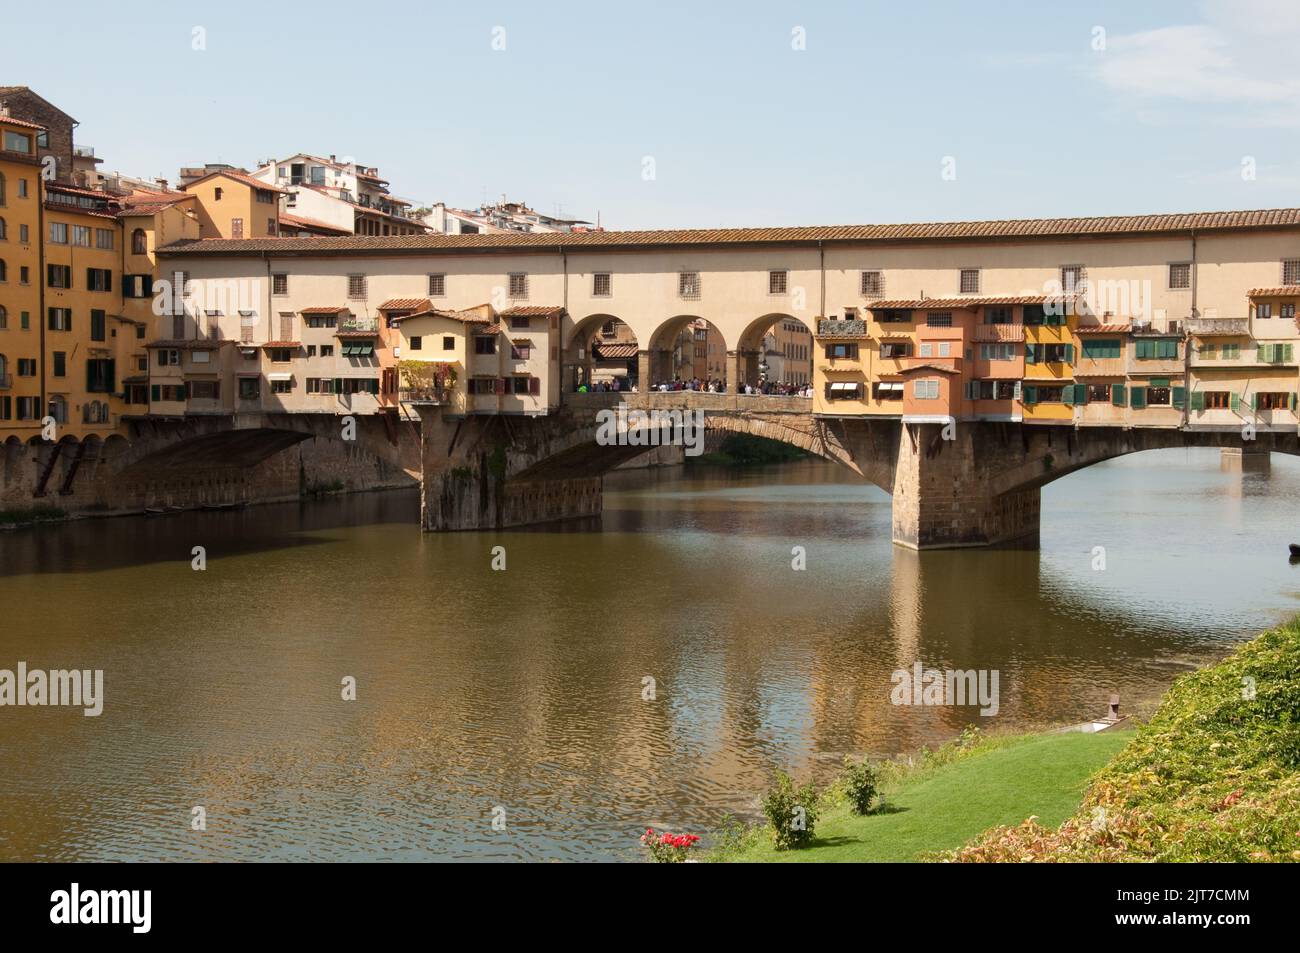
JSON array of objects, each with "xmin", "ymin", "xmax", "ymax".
[{"xmin": 564, "ymin": 312, "xmax": 639, "ymax": 393}]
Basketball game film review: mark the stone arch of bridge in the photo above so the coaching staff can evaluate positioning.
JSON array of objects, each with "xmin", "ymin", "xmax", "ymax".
[
  {"xmin": 734, "ymin": 311, "xmax": 816, "ymax": 389},
  {"xmin": 563, "ymin": 312, "xmax": 639, "ymax": 393},
  {"xmin": 643, "ymin": 314, "xmax": 730, "ymax": 388}
]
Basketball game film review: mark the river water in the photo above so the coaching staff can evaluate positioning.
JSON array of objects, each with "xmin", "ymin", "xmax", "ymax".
[{"xmin": 1, "ymin": 448, "xmax": 1296, "ymax": 861}]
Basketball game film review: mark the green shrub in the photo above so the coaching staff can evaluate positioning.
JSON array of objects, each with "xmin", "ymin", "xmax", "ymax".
[
  {"xmin": 762, "ymin": 771, "xmax": 819, "ymax": 850},
  {"xmin": 841, "ymin": 756, "xmax": 880, "ymax": 815}
]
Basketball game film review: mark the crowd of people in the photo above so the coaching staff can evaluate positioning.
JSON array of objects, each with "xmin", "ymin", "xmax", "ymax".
[{"xmin": 574, "ymin": 376, "xmax": 814, "ymax": 397}]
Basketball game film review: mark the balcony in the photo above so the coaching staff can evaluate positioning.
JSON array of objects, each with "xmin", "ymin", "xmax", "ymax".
[
  {"xmin": 1187, "ymin": 316, "xmax": 1249, "ymax": 336},
  {"xmin": 398, "ymin": 386, "xmax": 452, "ymax": 405},
  {"xmin": 337, "ymin": 317, "xmax": 380, "ymax": 334}
]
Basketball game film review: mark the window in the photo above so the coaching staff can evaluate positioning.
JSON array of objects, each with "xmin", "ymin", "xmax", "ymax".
[
  {"xmin": 443, "ymin": 336, "xmax": 455, "ymax": 351},
  {"xmin": 1133, "ymin": 338, "xmax": 1178, "ymax": 360},
  {"xmin": 238, "ymin": 378, "xmax": 260, "ymax": 400},
  {"xmin": 406, "ymin": 336, "xmax": 422, "ymax": 351},
  {"xmin": 913, "ymin": 379, "xmax": 940, "ymax": 399},
  {"xmin": 508, "ymin": 273, "xmax": 528, "ymax": 299},
  {"xmin": 49, "ymin": 222, "xmax": 68, "ymax": 244},
  {"xmin": 959, "ymin": 269, "xmax": 980, "ymax": 294},
  {"xmin": 475, "ymin": 336, "xmax": 497, "ymax": 355},
  {"xmin": 17, "ymin": 179, "xmax": 27, "ymax": 198},
  {"xmin": 0, "ymin": 172, "xmax": 4, "ymax": 205},
  {"xmin": 320, "ymin": 345, "xmax": 334, "ymax": 358},
  {"xmin": 1061, "ymin": 264, "xmax": 1086, "ymax": 293},
  {"xmin": 824, "ymin": 342, "xmax": 859, "ymax": 359},
  {"xmin": 155, "ymin": 349, "xmax": 180, "ymax": 366},
  {"xmin": 90, "ymin": 309, "xmax": 106, "ymax": 342},
  {"xmin": 593, "ymin": 272, "xmax": 612, "ymax": 297},
  {"xmin": 511, "ymin": 342, "xmax": 531, "ymax": 360},
  {"xmin": 984, "ymin": 306, "xmax": 1013, "ymax": 325},
  {"xmin": 428, "ymin": 273, "xmax": 446, "ymax": 297},
  {"xmin": 769, "ymin": 270, "xmax": 788, "ymax": 295},
  {"xmin": 1283, "ymin": 304, "xmax": 1296, "ymax": 318},
  {"xmin": 979, "ymin": 343, "xmax": 1014, "ymax": 361},
  {"xmin": 1201, "ymin": 391, "xmax": 1230, "ymax": 409},
  {"xmin": 1026, "ymin": 342, "xmax": 1073, "ymax": 364},
  {"xmin": 0, "ymin": 259, "xmax": 4, "ymax": 282},
  {"xmin": 825, "ymin": 381, "xmax": 864, "ymax": 400},
  {"xmin": 1283, "ymin": 259, "xmax": 1300, "ymax": 285},
  {"xmin": 0, "ymin": 216, "xmax": 5, "ymax": 239},
  {"xmin": 52, "ymin": 352, "xmax": 66, "ymax": 377},
  {"xmin": 678, "ymin": 271, "xmax": 701, "ymax": 299},
  {"xmin": 272, "ymin": 273, "xmax": 288, "ymax": 296},
  {"xmin": 880, "ymin": 341, "xmax": 910, "ymax": 358},
  {"xmin": 271, "ymin": 379, "xmax": 292, "ymax": 395},
  {"xmin": 348, "ymin": 274, "xmax": 367, "ymax": 298},
  {"xmin": 189, "ymin": 381, "xmax": 220, "ymax": 400},
  {"xmin": 1081, "ymin": 338, "xmax": 1122, "ymax": 359},
  {"xmin": 306, "ymin": 378, "xmax": 335, "ymax": 394},
  {"xmin": 47, "ymin": 264, "xmax": 71, "ymax": 288},
  {"xmin": 871, "ymin": 381, "xmax": 903, "ymax": 401},
  {"xmin": 1258, "ymin": 342, "xmax": 1295, "ymax": 363},
  {"xmin": 19, "ymin": 265, "xmax": 27, "ymax": 284},
  {"xmin": 877, "ymin": 309, "xmax": 912, "ymax": 324},
  {"xmin": 1087, "ymin": 383, "xmax": 1111, "ymax": 403},
  {"xmin": 191, "ymin": 350, "xmax": 211, "ymax": 364},
  {"xmin": 123, "ymin": 274, "xmax": 153, "ymax": 298},
  {"xmin": 510, "ymin": 376, "xmax": 532, "ymax": 395},
  {"xmin": 86, "ymin": 268, "xmax": 112, "ymax": 292},
  {"xmin": 306, "ymin": 313, "xmax": 336, "ymax": 329},
  {"xmin": 860, "ymin": 271, "xmax": 883, "ymax": 297},
  {"xmin": 72, "ymin": 226, "xmax": 91, "ymax": 247},
  {"xmin": 17, "ymin": 358, "xmax": 36, "ymax": 376},
  {"xmin": 270, "ymin": 348, "xmax": 294, "ymax": 363},
  {"xmin": 968, "ymin": 379, "xmax": 1018, "ymax": 400},
  {"xmin": 1256, "ymin": 392, "xmax": 1293, "ymax": 410},
  {"xmin": 1168, "ymin": 262, "xmax": 1191, "ymax": 289},
  {"xmin": 214, "ymin": 187, "xmax": 223, "ymax": 201},
  {"xmin": 1147, "ymin": 386, "xmax": 1172, "ymax": 406},
  {"xmin": 509, "ymin": 314, "xmax": 530, "ymax": 330},
  {"xmin": 3, "ymin": 131, "xmax": 32, "ymax": 153},
  {"xmin": 230, "ymin": 218, "xmax": 243, "ymax": 238},
  {"xmin": 47, "ymin": 308, "xmax": 72, "ymax": 331},
  {"xmin": 926, "ymin": 312, "xmax": 953, "ymax": 328},
  {"xmin": 0, "ymin": 305, "xmax": 5, "ymax": 328},
  {"xmin": 130, "ymin": 228, "xmax": 147, "ymax": 254}
]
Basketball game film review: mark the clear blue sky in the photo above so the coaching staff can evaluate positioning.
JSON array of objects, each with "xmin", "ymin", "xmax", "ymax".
[{"xmin": 8, "ymin": 0, "xmax": 1299, "ymax": 228}]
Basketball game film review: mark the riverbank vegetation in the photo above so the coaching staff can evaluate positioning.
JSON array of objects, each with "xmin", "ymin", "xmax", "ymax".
[
  {"xmin": 712, "ymin": 618, "xmax": 1300, "ymax": 863},
  {"xmin": 691, "ymin": 433, "xmax": 808, "ymax": 467},
  {"xmin": 951, "ymin": 619, "xmax": 1300, "ymax": 862},
  {"xmin": 0, "ymin": 504, "xmax": 67, "ymax": 528},
  {"xmin": 709, "ymin": 728, "xmax": 1131, "ymax": 862}
]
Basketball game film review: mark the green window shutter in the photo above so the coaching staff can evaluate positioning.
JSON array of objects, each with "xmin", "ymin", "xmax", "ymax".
[
  {"xmin": 1112, "ymin": 383, "xmax": 1126, "ymax": 406},
  {"xmin": 150, "ymin": 384, "xmax": 160, "ymax": 402},
  {"xmin": 1231, "ymin": 393, "xmax": 1241, "ymax": 413},
  {"xmin": 1062, "ymin": 384, "xmax": 1075, "ymax": 405},
  {"xmin": 1025, "ymin": 343, "xmax": 1038, "ymax": 364},
  {"xmin": 1064, "ymin": 344, "xmax": 1075, "ymax": 362},
  {"xmin": 1172, "ymin": 386, "xmax": 1186, "ymax": 409},
  {"xmin": 1287, "ymin": 344, "xmax": 1295, "ymax": 362},
  {"xmin": 1131, "ymin": 387, "xmax": 1147, "ymax": 409},
  {"xmin": 1291, "ymin": 393, "xmax": 1298, "ymax": 411},
  {"xmin": 1158, "ymin": 339, "xmax": 1177, "ymax": 360},
  {"xmin": 1023, "ymin": 384, "xmax": 1038, "ymax": 404},
  {"xmin": 1137, "ymin": 340, "xmax": 1152, "ymax": 360},
  {"xmin": 178, "ymin": 383, "xmax": 187, "ymax": 400},
  {"xmin": 1251, "ymin": 393, "xmax": 1258, "ymax": 410},
  {"xmin": 1075, "ymin": 383, "xmax": 1087, "ymax": 404},
  {"xmin": 1150, "ymin": 377, "xmax": 1170, "ymax": 388},
  {"xmin": 1260, "ymin": 343, "xmax": 1273, "ymax": 363},
  {"xmin": 1190, "ymin": 390, "xmax": 1204, "ymax": 411}
]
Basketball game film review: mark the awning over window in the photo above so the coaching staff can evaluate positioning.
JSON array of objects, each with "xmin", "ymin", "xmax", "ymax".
[
  {"xmin": 829, "ymin": 382, "xmax": 862, "ymax": 393},
  {"xmin": 267, "ymin": 372, "xmax": 293, "ymax": 382},
  {"xmin": 874, "ymin": 382, "xmax": 904, "ymax": 393},
  {"xmin": 343, "ymin": 344, "xmax": 375, "ymax": 356}
]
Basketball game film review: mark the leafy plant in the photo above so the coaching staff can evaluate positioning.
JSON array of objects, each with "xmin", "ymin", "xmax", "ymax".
[
  {"xmin": 762, "ymin": 771, "xmax": 819, "ymax": 850},
  {"xmin": 841, "ymin": 756, "xmax": 880, "ymax": 816},
  {"xmin": 640, "ymin": 828, "xmax": 700, "ymax": 863}
]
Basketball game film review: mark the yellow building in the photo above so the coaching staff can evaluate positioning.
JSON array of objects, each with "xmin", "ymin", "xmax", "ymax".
[
  {"xmin": 0, "ymin": 115, "xmax": 44, "ymax": 440},
  {"xmin": 41, "ymin": 181, "xmax": 124, "ymax": 440},
  {"xmin": 1021, "ymin": 303, "xmax": 1076, "ymax": 423},
  {"xmin": 179, "ymin": 169, "xmax": 286, "ymax": 239}
]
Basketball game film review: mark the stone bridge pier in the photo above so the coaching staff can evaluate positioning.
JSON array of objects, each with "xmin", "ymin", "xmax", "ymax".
[{"xmin": 414, "ymin": 393, "xmax": 1300, "ymax": 546}]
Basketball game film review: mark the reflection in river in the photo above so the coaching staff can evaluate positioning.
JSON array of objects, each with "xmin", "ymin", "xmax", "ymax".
[{"xmin": 0, "ymin": 448, "xmax": 1296, "ymax": 860}]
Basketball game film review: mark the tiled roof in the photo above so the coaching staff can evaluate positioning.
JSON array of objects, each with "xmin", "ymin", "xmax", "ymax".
[
  {"xmin": 1075, "ymin": 324, "xmax": 1132, "ymax": 333},
  {"xmin": 279, "ymin": 212, "xmax": 351, "ymax": 235},
  {"xmin": 299, "ymin": 306, "xmax": 347, "ymax": 315},
  {"xmin": 379, "ymin": 297, "xmax": 431, "ymax": 311},
  {"xmin": 593, "ymin": 343, "xmax": 639, "ymax": 360},
  {"xmin": 0, "ymin": 114, "xmax": 46, "ymax": 131},
  {"xmin": 868, "ymin": 295, "xmax": 1060, "ymax": 310},
  {"xmin": 482, "ymin": 324, "xmax": 504, "ymax": 335},
  {"xmin": 1248, "ymin": 286, "xmax": 1300, "ymax": 297},
  {"xmin": 182, "ymin": 169, "xmax": 289, "ymax": 194},
  {"xmin": 261, "ymin": 341, "xmax": 301, "ymax": 348},
  {"xmin": 158, "ymin": 208, "xmax": 1300, "ymax": 257},
  {"xmin": 391, "ymin": 307, "xmax": 490, "ymax": 324},
  {"xmin": 903, "ymin": 362, "xmax": 961, "ymax": 374},
  {"xmin": 499, "ymin": 305, "xmax": 565, "ymax": 317}
]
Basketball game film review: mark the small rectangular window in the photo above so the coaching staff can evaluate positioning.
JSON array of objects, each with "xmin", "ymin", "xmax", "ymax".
[
  {"xmin": 508, "ymin": 273, "xmax": 528, "ymax": 299},
  {"xmin": 860, "ymin": 271, "xmax": 883, "ymax": 297},
  {"xmin": 428, "ymin": 273, "xmax": 446, "ymax": 297},
  {"xmin": 272, "ymin": 273, "xmax": 288, "ymax": 295},
  {"xmin": 769, "ymin": 270, "xmax": 788, "ymax": 295},
  {"xmin": 959, "ymin": 269, "xmax": 980, "ymax": 294},
  {"xmin": 1168, "ymin": 262, "xmax": 1191, "ymax": 289},
  {"xmin": 678, "ymin": 272, "xmax": 701, "ymax": 299},
  {"xmin": 592, "ymin": 273, "xmax": 612, "ymax": 297},
  {"xmin": 1282, "ymin": 259, "xmax": 1300, "ymax": 285},
  {"xmin": 348, "ymin": 274, "xmax": 367, "ymax": 298}
]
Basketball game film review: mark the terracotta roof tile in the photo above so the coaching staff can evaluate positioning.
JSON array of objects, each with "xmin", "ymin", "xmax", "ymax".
[
  {"xmin": 158, "ymin": 208, "xmax": 1300, "ymax": 257},
  {"xmin": 0, "ymin": 115, "xmax": 47, "ymax": 131},
  {"xmin": 182, "ymin": 169, "xmax": 289, "ymax": 194},
  {"xmin": 868, "ymin": 295, "xmax": 1063, "ymax": 310},
  {"xmin": 261, "ymin": 341, "xmax": 301, "ymax": 348},
  {"xmin": 499, "ymin": 305, "xmax": 565, "ymax": 317},
  {"xmin": 299, "ymin": 306, "xmax": 347, "ymax": 315},
  {"xmin": 279, "ymin": 212, "xmax": 351, "ymax": 235},
  {"xmin": 379, "ymin": 297, "xmax": 432, "ymax": 311},
  {"xmin": 903, "ymin": 362, "xmax": 961, "ymax": 374},
  {"xmin": 1075, "ymin": 324, "xmax": 1132, "ymax": 333},
  {"xmin": 593, "ymin": 342, "xmax": 639, "ymax": 360},
  {"xmin": 1248, "ymin": 286, "xmax": 1300, "ymax": 297},
  {"xmin": 391, "ymin": 307, "xmax": 490, "ymax": 324}
]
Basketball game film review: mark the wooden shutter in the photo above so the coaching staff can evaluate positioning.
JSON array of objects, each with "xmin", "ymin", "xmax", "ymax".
[
  {"xmin": 1064, "ymin": 344, "xmax": 1074, "ymax": 362},
  {"xmin": 1025, "ymin": 343, "xmax": 1038, "ymax": 364},
  {"xmin": 1172, "ymin": 386, "xmax": 1186, "ymax": 409},
  {"xmin": 494, "ymin": 378, "xmax": 505, "ymax": 395},
  {"xmin": 528, "ymin": 377, "xmax": 540, "ymax": 396},
  {"xmin": 1131, "ymin": 387, "xmax": 1146, "ymax": 409},
  {"xmin": 150, "ymin": 384, "xmax": 160, "ymax": 402},
  {"xmin": 1111, "ymin": 383, "xmax": 1126, "ymax": 406},
  {"xmin": 1022, "ymin": 384, "xmax": 1037, "ymax": 404},
  {"xmin": 1190, "ymin": 390, "xmax": 1204, "ymax": 411}
]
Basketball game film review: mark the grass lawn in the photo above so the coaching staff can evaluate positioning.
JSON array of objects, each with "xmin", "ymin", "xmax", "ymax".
[{"xmin": 712, "ymin": 730, "xmax": 1133, "ymax": 863}]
